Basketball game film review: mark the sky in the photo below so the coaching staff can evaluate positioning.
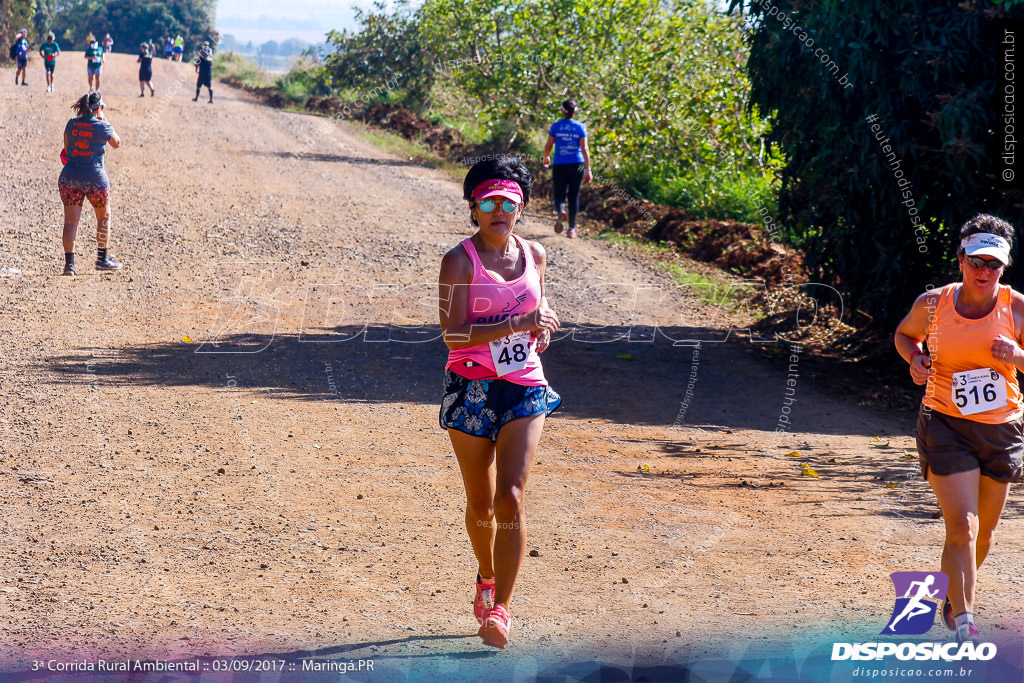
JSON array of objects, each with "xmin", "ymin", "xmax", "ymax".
[{"xmin": 215, "ymin": 0, "xmax": 377, "ymax": 45}]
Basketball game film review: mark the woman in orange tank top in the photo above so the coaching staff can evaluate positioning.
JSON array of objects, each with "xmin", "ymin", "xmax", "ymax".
[{"xmin": 895, "ymin": 214, "xmax": 1024, "ymax": 644}]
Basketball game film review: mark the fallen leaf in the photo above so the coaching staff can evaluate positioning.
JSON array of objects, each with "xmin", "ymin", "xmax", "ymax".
[
  {"xmin": 182, "ymin": 336, "xmax": 192, "ymax": 342},
  {"xmin": 785, "ymin": 451, "xmax": 801, "ymax": 457}
]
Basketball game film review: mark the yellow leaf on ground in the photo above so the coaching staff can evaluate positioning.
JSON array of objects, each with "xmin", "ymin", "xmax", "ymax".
[
  {"xmin": 801, "ymin": 467, "xmax": 820, "ymax": 477},
  {"xmin": 182, "ymin": 336, "xmax": 192, "ymax": 342},
  {"xmin": 615, "ymin": 354, "xmax": 633, "ymax": 360},
  {"xmin": 785, "ymin": 451, "xmax": 801, "ymax": 457}
]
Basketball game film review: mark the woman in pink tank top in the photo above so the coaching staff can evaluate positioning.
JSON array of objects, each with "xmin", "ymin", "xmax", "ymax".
[
  {"xmin": 438, "ymin": 157, "xmax": 561, "ymax": 649},
  {"xmin": 895, "ymin": 214, "xmax": 1024, "ymax": 643}
]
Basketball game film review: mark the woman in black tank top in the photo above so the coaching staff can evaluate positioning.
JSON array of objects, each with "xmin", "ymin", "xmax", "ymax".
[{"xmin": 137, "ymin": 44, "xmax": 154, "ymax": 97}]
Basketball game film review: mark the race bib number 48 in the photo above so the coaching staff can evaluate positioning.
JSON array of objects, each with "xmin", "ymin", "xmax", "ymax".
[
  {"xmin": 951, "ymin": 368, "xmax": 1007, "ymax": 416},
  {"xmin": 489, "ymin": 331, "xmax": 531, "ymax": 377}
]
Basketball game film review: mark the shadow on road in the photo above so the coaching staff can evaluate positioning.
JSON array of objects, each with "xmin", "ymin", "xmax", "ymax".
[
  {"xmin": 251, "ymin": 150, "xmax": 426, "ymax": 167},
  {"xmin": 45, "ymin": 324, "xmax": 902, "ymax": 437}
]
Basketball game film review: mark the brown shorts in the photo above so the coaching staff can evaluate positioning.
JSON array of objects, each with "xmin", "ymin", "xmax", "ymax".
[{"xmin": 916, "ymin": 406, "xmax": 1023, "ymax": 483}]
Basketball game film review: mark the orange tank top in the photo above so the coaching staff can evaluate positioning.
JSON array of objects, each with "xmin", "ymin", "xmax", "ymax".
[{"xmin": 922, "ymin": 283, "xmax": 1022, "ymax": 423}]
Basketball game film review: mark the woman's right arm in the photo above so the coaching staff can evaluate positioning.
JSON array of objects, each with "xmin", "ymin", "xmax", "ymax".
[
  {"xmin": 438, "ymin": 247, "xmax": 558, "ymax": 350},
  {"xmin": 97, "ymin": 114, "xmax": 121, "ymax": 148},
  {"xmin": 542, "ymin": 135, "xmax": 554, "ymax": 168},
  {"xmin": 580, "ymin": 136, "xmax": 592, "ymax": 183},
  {"xmin": 894, "ymin": 291, "xmax": 938, "ymax": 385}
]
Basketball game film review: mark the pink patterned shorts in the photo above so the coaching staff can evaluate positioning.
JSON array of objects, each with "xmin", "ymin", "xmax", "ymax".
[{"xmin": 58, "ymin": 179, "xmax": 109, "ymax": 208}]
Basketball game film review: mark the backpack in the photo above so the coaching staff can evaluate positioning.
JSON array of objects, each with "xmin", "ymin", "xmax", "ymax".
[{"xmin": 8, "ymin": 43, "xmax": 16, "ymax": 59}]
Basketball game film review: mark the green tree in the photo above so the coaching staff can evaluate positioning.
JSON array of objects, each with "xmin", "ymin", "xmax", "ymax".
[
  {"xmin": 323, "ymin": 0, "xmax": 436, "ymax": 106},
  {"xmin": 43, "ymin": 0, "xmax": 214, "ymax": 54},
  {"xmin": 32, "ymin": 0, "xmax": 55, "ymax": 38},
  {"xmin": 731, "ymin": 0, "xmax": 1024, "ymax": 326},
  {"xmin": 306, "ymin": 0, "xmax": 775, "ymax": 219},
  {"xmin": 417, "ymin": 0, "xmax": 776, "ymax": 214}
]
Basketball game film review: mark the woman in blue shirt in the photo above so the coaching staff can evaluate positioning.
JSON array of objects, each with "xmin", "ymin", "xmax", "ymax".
[
  {"xmin": 58, "ymin": 91, "xmax": 123, "ymax": 275},
  {"xmin": 542, "ymin": 99, "xmax": 592, "ymax": 238}
]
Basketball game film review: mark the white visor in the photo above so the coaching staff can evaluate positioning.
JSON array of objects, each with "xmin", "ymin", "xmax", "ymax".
[{"xmin": 961, "ymin": 232, "xmax": 1011, "ymax": 265}]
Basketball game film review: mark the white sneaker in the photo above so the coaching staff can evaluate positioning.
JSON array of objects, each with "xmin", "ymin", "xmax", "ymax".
[{"xmin": 956, "ymin": 621, "xmax": 980, "ymax": 643}]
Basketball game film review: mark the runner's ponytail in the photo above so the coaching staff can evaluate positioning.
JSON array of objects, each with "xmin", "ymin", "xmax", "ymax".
[{"xmin": 71, "ymin": 91, "xmax": 102, "ymax": 118}]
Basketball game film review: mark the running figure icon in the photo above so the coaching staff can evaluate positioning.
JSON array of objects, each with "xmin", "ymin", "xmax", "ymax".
[
  {"xmin": 888, "ymin": 575, "xmax": 938, "ymax": 631},
  {"xmin": 881, "ymin": 571, "xmax": 949, "ymax": 636}
]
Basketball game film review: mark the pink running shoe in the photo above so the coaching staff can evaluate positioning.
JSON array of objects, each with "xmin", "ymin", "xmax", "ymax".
[
  {"xmin": 478, "ymin": 603, "xmax": 512, "ymax": 648},
  {"xmin": 474, "ymin": 574, "xmax": 495, "ymax": 625}
]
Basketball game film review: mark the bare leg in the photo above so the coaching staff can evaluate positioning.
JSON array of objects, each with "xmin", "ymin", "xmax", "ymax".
[
  {"xmin": 975, "ymin": 475, "xmax": 1010, "ymax": 569},
  {"xmin": 62, "ymin": 204, "xmax": 82, "ymax": 253},
  {"xmin": 491, "ymin": 414, "xmax": 544, "ymax": 607},
  {"xmin": 449, "ymin": 430, "xmax": 496, "ymax": 579},
  {"xmin": 928, "ymin": 469, "xmax": 980, "ymax": 615},
  {"xmin": 94, "ymin": 202, "xmax": 110, "ymax": 250}
]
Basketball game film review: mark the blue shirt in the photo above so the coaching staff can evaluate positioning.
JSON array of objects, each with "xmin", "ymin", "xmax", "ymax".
[
  {"xmin": 61, "ymin": 117, "xmax": 115, "ymax": 185},
  {"xmin": 548, "ymin": 118, "xmax": 587, "ymax": 165},
  {"xmin": 14, "ymin": 37, "xmax": 28, "ymax": 58}
]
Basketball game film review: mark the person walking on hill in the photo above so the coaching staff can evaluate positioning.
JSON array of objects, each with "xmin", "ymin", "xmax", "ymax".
[
  {"xmin": 137, "ymin": 42, "xmax": 154, "ymax": 96},
  {"xmin": 172, "ymin": 34, "xmax": 184, "ymax": 62},
  {"xmin": 164, "ymin": 36, "xmax": 173, "ymax": 60},
  {"xmin": 58, "ymin": 91, "xmax": 123, "ymax": 275},
  {"xmin": 102, "ymin": 33, "xmax": 113, "ymax": 54},
  {"xmin": 894, "ymin": 214, "xmax": 1024, "ymax": 644},
  {"xmin": 542, "ymin": 98, "xmax": 592, "ymax": 239},
  {"xmin": 39, "ymin": 31, "xmax": 61, "ymax": 92},
  {"xmin": 84, "ymin": 35, "xmax": 103, "ymax": 91},
  {"xmin": 438, "ymin": 156, "xmax": 561, "ymax": 649},
  {"xmin": 192, "ymin": 43, "xmax": 213, "ymax": 102},
  {"xmin": 12, "ymin": 29, "xmax": 29, "ymax": 86}
]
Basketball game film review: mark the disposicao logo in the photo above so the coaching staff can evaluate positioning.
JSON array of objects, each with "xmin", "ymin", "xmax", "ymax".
[
  {"xmin": 830, "ymin": 571, "xmax": 997, "ymax": 662},
  {"xmin": 882, "ymin": 571, "xmax": 948, "ymax": 636}
]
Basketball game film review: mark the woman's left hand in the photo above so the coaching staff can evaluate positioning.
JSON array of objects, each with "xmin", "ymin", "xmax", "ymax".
[
  {"xmin": 535, "ymin": 329, "xmax": 551, "ymax": 353},
  {"xmin": 992, "ymin": 335, "xmax": 1021, "ymax": 365},
  {"xmin": 583, "ymin": 168, "xmax": 593, "ymax": 184}
]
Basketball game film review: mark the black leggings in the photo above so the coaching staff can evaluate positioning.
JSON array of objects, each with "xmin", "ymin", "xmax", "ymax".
[{"xmin": 552, "ymin": 163, "xmax": 585, "ymax": 229}]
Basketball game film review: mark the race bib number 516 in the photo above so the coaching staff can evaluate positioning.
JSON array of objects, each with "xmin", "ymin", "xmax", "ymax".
[
  {"xmin": 490, "ymin": 331, "xmax": 531, "ymax": 377},
  {"xmin": 951, "ymin": 368, "xmax": 1007, "ymax": 416}
]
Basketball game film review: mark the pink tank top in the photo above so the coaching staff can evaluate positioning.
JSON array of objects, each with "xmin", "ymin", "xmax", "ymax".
[{"xmin": 445, "ymin": 235, "xmax": 547, "ymax": 386}]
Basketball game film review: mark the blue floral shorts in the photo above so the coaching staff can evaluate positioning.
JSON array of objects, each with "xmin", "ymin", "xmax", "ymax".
[{"xmin": 439, "ymin": 370, "xmax": 562, "ymax": 442}]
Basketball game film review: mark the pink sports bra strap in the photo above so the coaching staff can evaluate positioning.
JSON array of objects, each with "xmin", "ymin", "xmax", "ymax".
[{"xmin": 460, "ymin": 235, "xmax": 534, "ymax": 281}]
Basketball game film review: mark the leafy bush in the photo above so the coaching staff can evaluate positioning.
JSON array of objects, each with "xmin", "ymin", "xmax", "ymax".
[
  {"xmin": 212, "ymin": 51, "xmax": 268, "ymax": 89},
  {"xmin": 285, "ymin": 0, "xmax": 779, "ymax": 227},
  {"xmin": 274, "ymin": 59, "xmax": 327, "ymax": 104}
]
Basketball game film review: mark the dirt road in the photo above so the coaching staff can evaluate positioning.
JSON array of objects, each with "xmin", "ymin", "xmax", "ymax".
[{"xmin": 0, "ymin": 54, "xmax": 1021, "ymax": 680}]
